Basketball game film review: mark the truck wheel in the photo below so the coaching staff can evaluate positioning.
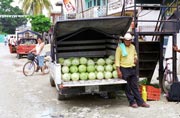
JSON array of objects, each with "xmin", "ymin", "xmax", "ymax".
[
  {"xmin": 17, "ymin": 54, "xmax": 21, "ymax": 59},
  {"xmin": 57, "ymin": 93, "xmax": 66, "ymax": 100},
  {"xmin": 107, "ymin": 92, "xmax": 116, "ymax": 99},
  {"xmin": 50, "ymin": 76, "xmax": 55, "ymax": 87}
]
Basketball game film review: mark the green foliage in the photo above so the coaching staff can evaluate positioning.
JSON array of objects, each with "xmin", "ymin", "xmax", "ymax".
[
  {"xmin": 28, "ymin": 15, "xmax": 51, "ymax": 34},
  {"xmin": 0, "ymin": 0, "xmax": 28, "ymax": 34},
  {"xmin": 19, "ymin": 0, "xmax": 52, "ymax": 15},
  {"xmin": 139, "ymin": 79, "xmax": 149, "ymax": 85},
  {"xmin": 139, "ymin": 78, "xmax": 159, "ymax": 88}
]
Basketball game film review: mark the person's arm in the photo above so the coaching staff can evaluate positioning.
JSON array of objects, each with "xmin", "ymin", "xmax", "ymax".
[
  {"xmin": 115, "ymin": 47, "xmax": 122, "ymax": 78},
  {"xmin": 173, "ymin": 45, "xmax": 180, "ymax": 52},
  {"xmin": 29, "ymin": 47, "xmax": 36, "ymax": 53}
]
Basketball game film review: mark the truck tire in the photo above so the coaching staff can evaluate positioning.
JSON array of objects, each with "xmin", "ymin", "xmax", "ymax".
[
  {"xmin": 107, "ymin": 92, "xmax": 116, "ymax": 99},
  {"xmin": 17, "ymin": 54, "xmax": 22, "ymax": 59},
  {"xmin": 50, "ymin": 76, "xmax": 55, "ymax": 87},
  {"xmin": 57, "ymin": 93, "xmax": 66, "ymax": 100}
]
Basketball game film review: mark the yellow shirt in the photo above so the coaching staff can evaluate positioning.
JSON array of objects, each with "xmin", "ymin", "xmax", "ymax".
[{"xmin": 115, "ymin": 44, "xmax": 137, "ymax": 67}]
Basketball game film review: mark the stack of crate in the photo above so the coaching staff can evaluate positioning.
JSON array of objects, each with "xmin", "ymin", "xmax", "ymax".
[{"xmin": 139, "ymin": 85, "xmax": 161, "ymax": 101}]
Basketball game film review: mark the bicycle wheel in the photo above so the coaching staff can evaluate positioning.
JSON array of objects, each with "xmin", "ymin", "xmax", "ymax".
[
  {"xmin": 42, "ymin": 59, "xmax": 50, "ymax": 74},
  {"xmin": 161, "ymin": 70, "xmax": 173, "ymax": 93},
  {"xmin": 23, "ymin": 61, "xmax": 35, "ymax": 76}
]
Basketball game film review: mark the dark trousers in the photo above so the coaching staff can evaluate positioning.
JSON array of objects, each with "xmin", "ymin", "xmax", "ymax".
[{"xmin": 120, "ymin": 67, "xmax": 144, "ymax": 105}]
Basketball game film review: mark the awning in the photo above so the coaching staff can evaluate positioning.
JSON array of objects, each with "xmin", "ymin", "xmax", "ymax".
[{"xmin": 17, "ymin": 30, "xmax": 40, "ymax": 36}]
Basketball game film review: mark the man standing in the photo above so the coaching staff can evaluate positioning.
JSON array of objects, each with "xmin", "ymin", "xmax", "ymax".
[{"xmin": 115, "ymin": 33, "xmax": 150, "ymax": 108}]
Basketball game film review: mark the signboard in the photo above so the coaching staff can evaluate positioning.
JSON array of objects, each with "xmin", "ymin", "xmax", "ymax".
[
  {"xmin": 107, "ymin": 0, "xmax": 134, "ymax": 15},
  {"xmin": 63, "ymin": 0, "xmax": 76, "ymax": 13},
  {"xmin": 107, "ymin": 0, "xmax": 123, "ymax": 15}
]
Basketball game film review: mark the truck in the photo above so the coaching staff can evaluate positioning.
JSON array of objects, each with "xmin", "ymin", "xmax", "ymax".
[{"xmin": 49, "ymin": 16, "xmax": 132, "ymax": 100}]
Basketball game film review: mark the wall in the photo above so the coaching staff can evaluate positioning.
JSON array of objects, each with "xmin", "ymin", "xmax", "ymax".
[{"xmin": 138, "ymin": 10, "xmax": 160, "ymax": 41}]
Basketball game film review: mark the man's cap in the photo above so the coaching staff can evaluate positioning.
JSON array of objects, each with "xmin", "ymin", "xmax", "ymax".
[{"xmin": 120, "ymin": 33, "xmax": 133, "ymax": 40}]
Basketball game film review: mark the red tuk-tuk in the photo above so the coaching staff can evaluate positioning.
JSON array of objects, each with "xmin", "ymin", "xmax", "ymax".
[
  {"xmin": 16, "ymin": 30, "xmax": 40, "ymax": 59},
  {"xmin": 16, "ymin": 38, "xmax": 37, "ymax": 58}
]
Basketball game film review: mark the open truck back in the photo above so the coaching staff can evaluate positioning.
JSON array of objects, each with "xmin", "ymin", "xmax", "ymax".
[{"xmin": 50, "ymin": 16, "xmax": 132, "ymax": 100}]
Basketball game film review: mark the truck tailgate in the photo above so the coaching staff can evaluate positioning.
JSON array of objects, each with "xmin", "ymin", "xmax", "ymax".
[{"xmin": 62, "ymin": 79, "xmax": 126, "ymax": 87}]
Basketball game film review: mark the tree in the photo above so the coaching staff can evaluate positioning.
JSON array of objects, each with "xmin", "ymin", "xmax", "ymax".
[
  {"xmin": 19, "ymin": 0, "xmax": 52, "ymax": 15},
  {"xmin": 28, "ymin": 15, "xmax": 51, "ymax": 35},
  {"xmin": 0, "ymin": 0, "xmax": 27, "ymax": 34}
]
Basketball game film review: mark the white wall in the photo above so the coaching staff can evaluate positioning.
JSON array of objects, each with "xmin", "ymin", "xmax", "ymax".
[
  {"xmin": 151, "ymin": 33, "xmax": 180, "ymax": 83},
  {"xmin": 138, "ymin": 10, "xmax": 160, "ymax": 41},
  {"xmin": 164, "ymin": 33, "xmax": 180, "ymax": 74}
]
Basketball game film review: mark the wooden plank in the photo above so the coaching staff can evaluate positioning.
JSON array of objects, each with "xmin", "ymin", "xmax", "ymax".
[
  {"xmin": 106, "ymin": 50, "xmax": 115, "ymax": 56},
  {"xmin": 106, "ymin": 45, "xmax": 117, "ymax": 49},
  {"xmin": 57, "ymin": 51, "xmax": 106, "ymax": 58},
  {"xmin": 106, "ymin": 39, "xmax": 117, "ymax": 44},
  {"xmin": 57, "ymin": 45, "xmax": 105, "ymax": 51},
  {"xmin": 57, "ymin": 40, "xmax": 105, "ymax": 45}
]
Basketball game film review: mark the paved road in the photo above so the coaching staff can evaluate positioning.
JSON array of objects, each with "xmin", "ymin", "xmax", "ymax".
[{"xmin": 0, "ymin": 43, "xmax": 180, "ymax": 118}]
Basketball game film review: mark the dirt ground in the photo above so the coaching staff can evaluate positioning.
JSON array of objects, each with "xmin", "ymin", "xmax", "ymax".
[{"xmin": 0, "ymin": 43, "xmax": 180, "ymax": 118}]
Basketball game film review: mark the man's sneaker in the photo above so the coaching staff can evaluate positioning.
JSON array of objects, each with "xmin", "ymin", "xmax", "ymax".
[
  {"xmin": 130, "ymin": 103, "xmax": 138, "ymax": 108},
  {"xmin": 139, "ymin": 102, "xmax": 150, "ymax": 108}
]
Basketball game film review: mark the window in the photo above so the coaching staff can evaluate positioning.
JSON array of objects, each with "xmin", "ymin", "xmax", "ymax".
[
  {"xmin": 87, "ymin": 0, "xmax": 107, "ymax": 8},
  {"xmin": 89, "ymin": 1, "xmax": 92, "ymax": 7},
  {"xmin": 87, "ymin": 0, "xmax": 92, "ymax": 8},
  {"xmin": 102, "ymin": 0, "xmax": 106, "ymax": 6},
  {"xmin": 97, "ymin": 0, "xmax": 100, "ymax": 6},
  {"xmin": 94, "ymin": 0, "xmax": 96, "ymax": 6}
]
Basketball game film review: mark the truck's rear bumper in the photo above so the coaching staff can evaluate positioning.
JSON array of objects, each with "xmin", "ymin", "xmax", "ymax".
[{"xmin": 59, "ymin": 84, "xmax": 125, "ymax": 95}]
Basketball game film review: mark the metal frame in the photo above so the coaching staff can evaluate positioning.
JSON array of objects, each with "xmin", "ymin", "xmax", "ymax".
[{"xmin": 133, "ymin": 0, "xmax": 179, "ymax": 82}]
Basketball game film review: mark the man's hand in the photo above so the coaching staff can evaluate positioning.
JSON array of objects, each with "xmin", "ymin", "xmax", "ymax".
[
  {"xmin": 134, "ymin": 57, "xmax": 138, "ymax": 65},
  {"xmin": 173, "ymin": 45, "xmax": 179, "ymax": 52},
  {"xmin": 116, "ymin": 67, "xmax": 122, "ymax": 78}
]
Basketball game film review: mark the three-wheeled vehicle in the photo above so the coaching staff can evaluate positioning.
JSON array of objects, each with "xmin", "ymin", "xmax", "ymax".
[
  {"xmin": 16, "ymin": 30, "xmax": 39, "ymax": 59},
  {"xmin": 50, "ymin": 16, "xmax": 132, "ymax": 100},
  {"xmin": 16, "ymin": 38, "xmax": 37, "ymax": 59}
]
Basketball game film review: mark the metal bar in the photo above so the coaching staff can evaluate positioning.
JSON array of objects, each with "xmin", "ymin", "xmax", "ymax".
[
  {"xmin": 137, "ymin": 20, "xmax": 177, "ymax": 22},
  {"xmin": 125, "ymin": 5, "xmax": 177, "ymax": 9},
  {"xmin": 173, "ymin": 34, "xmax": 177, "ymax": 82},
  {"xmin": 121, "ymin": 0, "xmax": 125, "ymax": 16},
  {"xmin": 134, "ymin": 0, "xmax": 140, "ymax": 78},
  {"xmin": 159, "ymin": 35, "xmax": 164, "ymax": 85},
  {"xmin": 152, "ymin": 7, "xmax": 163, "ymax": 41},
  {"xmin": 135, "ymin": 32, "xmax": 176, "ymax": 35}
]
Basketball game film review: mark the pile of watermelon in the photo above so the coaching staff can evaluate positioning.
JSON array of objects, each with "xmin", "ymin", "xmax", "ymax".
[{"xmin": 58, "ymin": 55, "xmax": 118, "ymax": 82}]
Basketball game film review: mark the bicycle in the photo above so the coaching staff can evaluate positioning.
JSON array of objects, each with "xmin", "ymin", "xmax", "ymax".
[
  {"xmin": 160, "ymin": 57, "xmax": 178, "ymax": 93},
  {"xmin": 23, "ymin": 53, "xmax": 50, "ymax": 76}
]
